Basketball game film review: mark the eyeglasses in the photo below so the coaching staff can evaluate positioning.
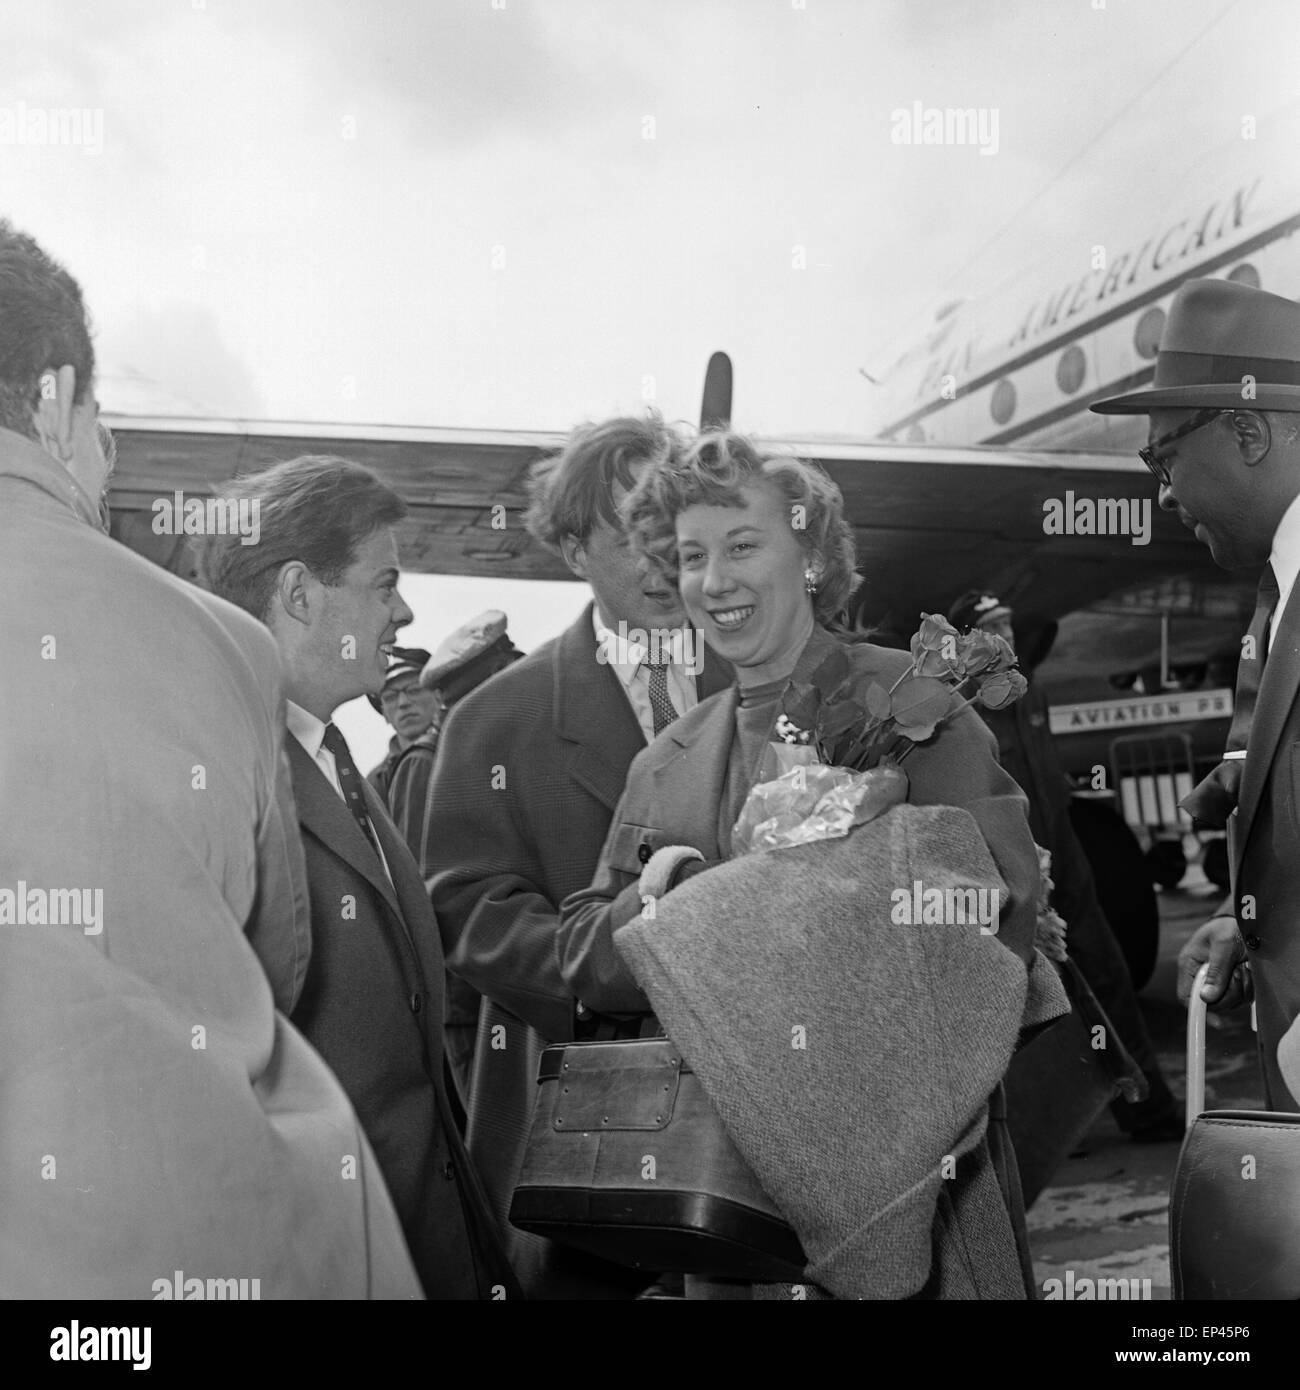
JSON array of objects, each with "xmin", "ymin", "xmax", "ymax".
[
  {"xmin": 379, "ymin": 683, "xmax": 422, "ymax": 709},
  {"xmin": 1137, "ymin": 408, "xmax": 1224, "ymax": 487}
]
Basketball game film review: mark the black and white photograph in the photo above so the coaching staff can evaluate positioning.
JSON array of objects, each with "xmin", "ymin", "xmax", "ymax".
[{"xmin": 2, "ymin": 0, "xmax": 1298, "ymax": 1350}]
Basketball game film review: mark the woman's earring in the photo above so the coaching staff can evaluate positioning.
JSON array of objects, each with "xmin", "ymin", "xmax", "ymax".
[{"xmin": 804, "ymin": 567, "xmax": 819, "ymax": 595}]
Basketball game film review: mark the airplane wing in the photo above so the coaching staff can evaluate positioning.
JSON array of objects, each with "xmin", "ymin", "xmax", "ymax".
[
  {"xmin": 105, "ymin": 416, "xmax": 570, "ymax": 583},
  {"xmin": 105, "ymin": 416, "xmax": 1251, "ymax": 681}
]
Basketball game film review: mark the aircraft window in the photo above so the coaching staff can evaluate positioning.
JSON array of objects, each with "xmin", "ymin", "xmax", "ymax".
[
  {"xmin": 1133, "ymin": 306, "xmax": 1166, "ymax": 360},
  {"xmin": 1228, "ymin": 262, "xmax": 1260, "ymax": 289},
  {"xmin": 990, "ymin": 378, "xmax": 1016, "ymax": 424},
  {"xmin": 1056, "ymin": 345, "xmax": 1086, "ymax": 394}
]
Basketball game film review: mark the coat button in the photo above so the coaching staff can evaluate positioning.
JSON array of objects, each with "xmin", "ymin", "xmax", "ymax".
[
  {"xmin": 638, "ymin": 842, "xmax": 653, "ymax": 865},
  {"xmin": 1245, "ymin": 934, "xmax": 1262, "ymax": 951},
  {"xmin": 410, "ymin": 991, "xmax": 422, "ymax": 1013},
  {"xmin": 443, "ymin": 1160, "xmax": 456, "ymax": 1180}
]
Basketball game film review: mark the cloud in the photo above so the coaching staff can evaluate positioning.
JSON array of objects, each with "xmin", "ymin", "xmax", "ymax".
[
  {"xmin": 101, "ymin": 302, "xmax": 264, "ymax": 418},
  {"xmin": 240, "ymin": 0, "xmax": 641, "ymax": 148}
]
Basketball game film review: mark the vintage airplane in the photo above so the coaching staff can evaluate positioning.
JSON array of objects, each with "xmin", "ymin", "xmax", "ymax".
[
  {"xmin": 100, "ymin": 354, "xmax": 1240, "ymax": 988},
  {"xmin": 99, "ymin": 109, "xmax": 1300, "ymax": 973},
  {"xmin": 863, "ymin": 106, "xmax": 1300, "ymax": 456},
  {"xmin": 107, "ymin": 107, "xmax": 1298, "ymax": 709}
]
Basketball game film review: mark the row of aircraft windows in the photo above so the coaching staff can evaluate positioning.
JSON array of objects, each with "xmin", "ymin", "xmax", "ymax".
[{"xmin": 985, "ymin": 261, "xmax": 1261, "ymax": 427}]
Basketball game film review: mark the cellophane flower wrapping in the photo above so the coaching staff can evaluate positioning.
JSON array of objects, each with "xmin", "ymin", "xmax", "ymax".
[{"xmin": 731, "ymin": 743, "xmax": 910, "ymax": 855}]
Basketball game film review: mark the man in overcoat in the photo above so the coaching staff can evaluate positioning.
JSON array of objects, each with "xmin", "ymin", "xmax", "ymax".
[
  {"xmin": 1, "ymin": 221, "xmax": 417, "ymax": 1297},
  {"xmin": 426, "ymin": 415, "xmax": 731, "ymax": 1296},
  {"xmin": 205, "ymin": 455, "xmax": 516, "ymax": 1297},
  {"xmin": 1091, "ymin": 278, "xmax": 1300, "ymax": 1109}
]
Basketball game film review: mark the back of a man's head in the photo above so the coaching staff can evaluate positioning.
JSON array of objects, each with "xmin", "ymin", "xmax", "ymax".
[
  {"xmin": 203, "ymin": 455, "xmax": 406, "ymax": 623},
  {"xmin": 523, "ymin": 412, "xmax": 681, "ymax": 552},
  {"xmin": 0, "ymin": 220, "xmax": 95, "ymax": 437}
]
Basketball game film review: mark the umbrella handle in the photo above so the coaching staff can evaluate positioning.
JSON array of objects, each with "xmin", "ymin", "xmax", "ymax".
[{"xmin": 1185, "ymin": 962, "xmax": 1212, "ymax": 1131}]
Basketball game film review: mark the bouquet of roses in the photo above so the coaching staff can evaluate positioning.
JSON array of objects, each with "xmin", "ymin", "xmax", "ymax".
[{"xmin": 732, "ymin": 614, "xmax": 1029, "ymax": 854}]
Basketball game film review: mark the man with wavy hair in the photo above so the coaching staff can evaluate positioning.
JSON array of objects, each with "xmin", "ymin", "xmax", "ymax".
[
  {"xmin": 205, "ymin": 454, "xmax": 517, "ymax": 1298},
  {"xmin": 426, "ymin": 414, "xmax": 732, "ymax": 1296}
]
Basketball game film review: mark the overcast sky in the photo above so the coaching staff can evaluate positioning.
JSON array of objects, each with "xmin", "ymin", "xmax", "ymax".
[{"xmin": 5, "ymin": 0, "xmax": 1296, "ymax": 765}]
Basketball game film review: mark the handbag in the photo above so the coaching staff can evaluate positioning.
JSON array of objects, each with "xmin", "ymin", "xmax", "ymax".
[
  {"xmin": 1169, "ymin": 962, "xmax": 1300, "ymax": 1299},
  {"xmin": 508, "ymin": 1036, "xmax": 807, "ymax": 1280}
]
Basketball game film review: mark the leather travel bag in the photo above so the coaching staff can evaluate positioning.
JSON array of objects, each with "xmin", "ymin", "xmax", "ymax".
[
  {"xmin": 509, "ymin": 1036, "xmax": 807, "ymax": 1279},
  {"xmin": 1170, "ymin": 963, "xmax": 1300, "ymax": 1298}
]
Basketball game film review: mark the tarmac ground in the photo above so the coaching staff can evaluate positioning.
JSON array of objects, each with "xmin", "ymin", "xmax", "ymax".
[{"xmin": 1027, "ymin": 854, "xmax": 1263, "ymax": 1301}]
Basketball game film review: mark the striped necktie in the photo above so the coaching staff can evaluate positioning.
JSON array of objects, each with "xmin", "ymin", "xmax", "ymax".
[
  {"xmin": 321, "ymin": 722, "xmax": 385, "ymax": 862},
  {"xmin": 643, "ymin": 656, "xmax": 678, "ymax": 738},
  {"xmin": 1180, "ymin": 563, "xmax": 1280, "ymax": 828}
]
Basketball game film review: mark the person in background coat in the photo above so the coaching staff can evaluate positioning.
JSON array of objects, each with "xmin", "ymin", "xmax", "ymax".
[
  {"xmin": 386, "ymin": 610, "xmax": 525, "ymax": 1111},
  {"xmin": 946, "ymin": 589, "xmax": 1183, "ymax": 1142},
  {"xmin": 1091, "ymin": 277, "xmax": 1300, "ymax": 1110},
  {"xmin": 366, "ymin": 646, "xmax": 440, "ymax": 803},
  {"xmin": 0, "ymin": 220, "xmax": 418, "ymax": 1297},
  {"xmin": 426, "ymin": 415, "xmax": 732, "ymax": 1297},
  {"xmin": 204, "ymin": 455, "xmax": 517, "ymax": 1298}
]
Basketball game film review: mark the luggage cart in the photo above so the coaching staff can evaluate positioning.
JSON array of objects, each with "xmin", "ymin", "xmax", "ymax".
[{"xmin": 1108, "ymin": 731, "xmax": 1196, "ymax": 888}]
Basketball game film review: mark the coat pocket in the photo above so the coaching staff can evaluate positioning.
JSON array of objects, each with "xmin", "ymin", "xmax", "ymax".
[{"xmin": 604, "ymin": 821, "xmax": 673, "ymax": 878}]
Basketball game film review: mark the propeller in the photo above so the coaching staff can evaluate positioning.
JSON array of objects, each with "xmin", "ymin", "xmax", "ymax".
[{"xmin": 699, "ymin": 351, "xmax": 732, "ymax": 431}]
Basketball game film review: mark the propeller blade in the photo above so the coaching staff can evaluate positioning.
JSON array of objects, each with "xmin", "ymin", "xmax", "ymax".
[{"xmin": 700, "ymin": 351, "xmax": 732, "ymax": 430}]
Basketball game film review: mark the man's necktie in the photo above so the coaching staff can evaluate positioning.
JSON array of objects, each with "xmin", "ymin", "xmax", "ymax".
[
  {"xmin": 1180, "ymin": 564, "xmax": 1280, "ymax": 829},
  {"xmin": 643, "ymin": 657, "xmax": 678, "ymax": 738},
  {"xmin": 321, "ymin": 722, "xmax": 386, "ymax": 862}
]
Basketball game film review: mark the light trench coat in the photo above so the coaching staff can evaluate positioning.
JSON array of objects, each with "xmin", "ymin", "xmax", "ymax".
[{"xmin": 0, "ymin": 430, "xmax": 419, "ymax": 1298}]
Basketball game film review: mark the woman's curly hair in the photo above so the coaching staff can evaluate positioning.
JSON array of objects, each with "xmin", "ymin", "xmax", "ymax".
[{"xmin": 621, "ymin": 430, "xmax": 859, "ymax": 626}]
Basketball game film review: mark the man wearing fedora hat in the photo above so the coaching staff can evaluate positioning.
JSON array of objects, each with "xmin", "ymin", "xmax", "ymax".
[{"xmin": 1091, "ymin": 277, "xmax": 1300, "ymax": 1109}]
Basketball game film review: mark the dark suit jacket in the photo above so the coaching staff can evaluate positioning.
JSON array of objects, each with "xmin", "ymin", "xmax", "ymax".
[
  {"xmin": 558, "ymin": 628, "xmax": 1041, "ymax": 1015},
  {"xmin": 287, "ymin": 738, "xmax": 511, "ymax": 1298},
  {"xmin": 427, "ymin": 604, "xmax": 731, "ymax": 1295},
  {"xmin": 1233, "ymin": 585, "xmax": 1300, "ymax": 1110}
]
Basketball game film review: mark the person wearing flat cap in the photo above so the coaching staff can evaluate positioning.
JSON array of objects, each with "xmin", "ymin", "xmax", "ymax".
[
  {"xmin": 366, "ymin": 646, "xmax": 440, "ymax": 803},
  {"xmin": 1090, "ymin": 277, "xmax": 1300, "ymax": 1110},
  {"xmin": 386, "ymin": 611, "xmax": 524, "ymax": 1111}
]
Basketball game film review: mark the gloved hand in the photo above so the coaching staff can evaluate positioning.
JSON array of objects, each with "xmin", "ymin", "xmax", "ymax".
[{"xmin": 670, "ymin": 856, "xmax": 722, "ymax": 890}]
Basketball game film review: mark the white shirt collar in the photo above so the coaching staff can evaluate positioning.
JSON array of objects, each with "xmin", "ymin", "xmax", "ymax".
[
  {"xmin": 592, "ymin": 605, "xmax": 646, "ymax": 689},
  {"xmin": 285, "ymin": 699, "xmax": 329, "ymax": 758},
  {"xmin": 1270, "ymin": 491, "xmax": 1300, "ymax": 614}
]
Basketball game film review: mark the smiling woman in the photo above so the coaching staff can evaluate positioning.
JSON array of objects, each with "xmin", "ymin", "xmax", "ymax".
[
  {"xmin": 553, "ymin": 430, "xmax": 1049, "ymax": 1297},
  {"xmin": 625, "ymin": 433, "xmax": 857, "ymax": 644}
]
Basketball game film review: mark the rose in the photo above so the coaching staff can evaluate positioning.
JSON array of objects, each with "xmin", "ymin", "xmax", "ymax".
[
  {"xmin": 912, "ymin": 612, "xmax": 960, "ymax": 652},
  {"xmin": 911, "ymin": 612, "xmax": 964, "ymax": 679},
  {"xmin": 958, "ymin": 630, "xmax": 995, "ymax": 677},
  {"xmin": 955, "ymin": 629, "xmax": 1017, "ymax": 678},
  {"xmin": 977, "ymin": 669, "xmax": 1029, "ymax": 710},
  {"xmin": 913, "ymin": 646, "xmax": 961, "ymax": 678},
  {"xmin": 909, "ymin": 613, "xmax": 960, "ymax": 667}
]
